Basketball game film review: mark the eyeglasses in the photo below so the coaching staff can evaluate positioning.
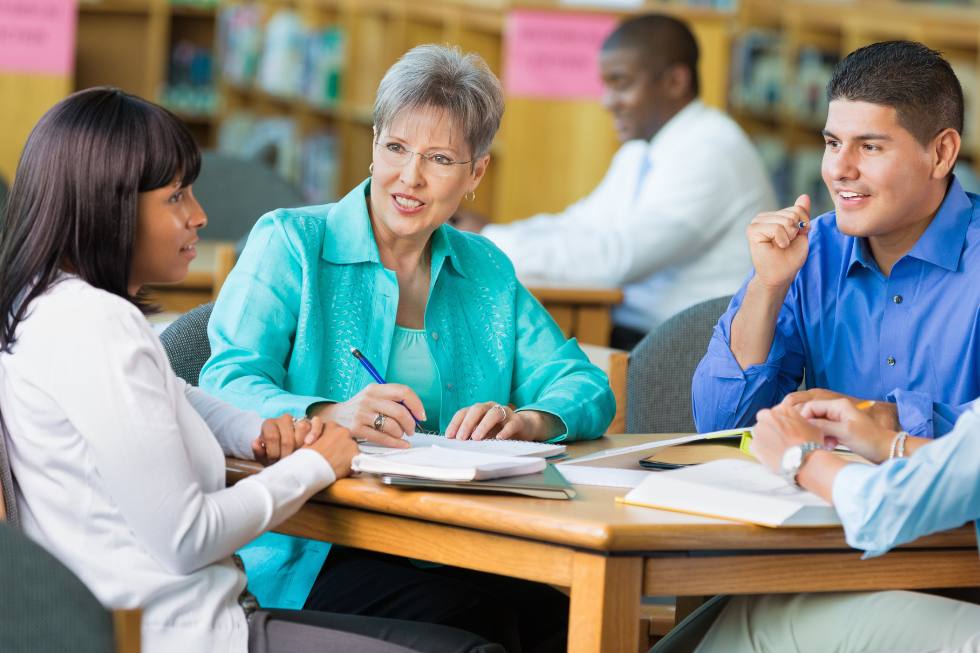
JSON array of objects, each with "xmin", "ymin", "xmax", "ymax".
[{"xmin": 374, "ymin": 140, "xmax": 473, "ymax": 178}]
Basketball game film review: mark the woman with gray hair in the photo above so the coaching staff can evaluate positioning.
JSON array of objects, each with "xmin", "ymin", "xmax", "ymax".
[{"xmin": 201, "ymin": 45, "xmax": 614, "ymax": 651}]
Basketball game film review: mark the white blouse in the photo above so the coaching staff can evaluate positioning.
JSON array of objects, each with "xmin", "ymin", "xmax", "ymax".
[{"xmin": 0, "ymin": 276, "xmax": 335, "ymax": 653}]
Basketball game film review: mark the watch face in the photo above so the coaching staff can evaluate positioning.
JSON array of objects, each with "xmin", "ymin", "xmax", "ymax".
[{"xmin": 781, "ymin": 445, "xmax": 804, "ymax": 475}]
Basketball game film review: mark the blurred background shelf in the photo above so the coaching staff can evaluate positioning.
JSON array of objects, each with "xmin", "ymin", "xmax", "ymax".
[{"xmin": 6, "ymin": 0, "xmax": 977, "ymax": 223}]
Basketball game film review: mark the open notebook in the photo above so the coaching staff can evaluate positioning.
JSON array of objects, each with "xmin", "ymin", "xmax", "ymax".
[
  {"xmin": 352, "ymin": 446, "xmax": 547, "ymax": 481},
  {"xmin": 619, "ymin": 459, "xmax": 840, "ymax": 527},
  {"xmin": 358, "ymin": 433, "xmax": 566, "ymax": 459}
]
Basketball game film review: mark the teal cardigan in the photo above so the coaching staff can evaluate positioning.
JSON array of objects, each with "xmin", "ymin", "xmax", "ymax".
[
  {"xmin": 201, "ymin": 179, "xmax": 615, "ymax": 438},
  {"xmin": 200, "ymin": 180, "xmax": 614, "ymax": 609}
]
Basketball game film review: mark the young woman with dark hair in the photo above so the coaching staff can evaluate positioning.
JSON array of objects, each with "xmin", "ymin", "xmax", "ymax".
[{"xmin": 0, "ymin": 87, "xmax": 501, "ymax": 653}]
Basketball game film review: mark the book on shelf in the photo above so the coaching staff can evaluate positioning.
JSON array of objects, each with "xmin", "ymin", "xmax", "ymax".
[
  {"xmin": 619, "ymin": 459, "xmax": 840, "ymax": 527},
  {"xmin": 352, "ymin": 446, "xmax": 547, "ymax": 482}
]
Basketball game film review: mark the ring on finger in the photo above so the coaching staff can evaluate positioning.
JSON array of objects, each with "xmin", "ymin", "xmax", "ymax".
[
  {"xmin": 373, "ymin": 413, "xmax": 388, "ymax": 432},
  {"xmin": 493, "ymin": 403, "xmax": 508, "ymax": 423}
]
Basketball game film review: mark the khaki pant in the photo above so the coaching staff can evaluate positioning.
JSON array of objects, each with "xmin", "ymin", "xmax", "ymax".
[{"xmin": 693, "ymin": 591, "xmax": 980, "ymax": 653}]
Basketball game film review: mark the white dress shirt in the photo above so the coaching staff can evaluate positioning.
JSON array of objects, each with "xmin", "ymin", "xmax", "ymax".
[
  {"xmin": 483, "ymin": 100, "xmax": 776, "ymax": 333},
  {"xmin": 0, "ymin": 276, "xmax": 335, "ymax": 653}
]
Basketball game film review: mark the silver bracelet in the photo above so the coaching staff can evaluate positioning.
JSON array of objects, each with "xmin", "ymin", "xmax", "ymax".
[{"xmin": 888, "ymin": 431, "xmax": 910, "ymax": 460}]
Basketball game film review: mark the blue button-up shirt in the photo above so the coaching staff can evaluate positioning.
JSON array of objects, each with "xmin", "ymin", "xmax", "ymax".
[
  {"xmin": 693, "ymin": 177, "xmax": 980, "ymax": 437},
  {"xmin": 833, "ymin": 401, "xmax": 980, "ymax": 560}
]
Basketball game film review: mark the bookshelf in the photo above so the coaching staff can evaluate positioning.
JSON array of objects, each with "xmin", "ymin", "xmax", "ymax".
[
  {"xmin": 67, "ymin": 0, "xmax": 980, "ymax": 222},
  {"xmin": 76, "ymin": 0, "xmax": 219, "ymax": 147},
  {"xmin": 734, "ymin": 0, "xmax": 980, "ymax": 210},
  {"xmin": 210, "ymin": 0, "xmax": 733, "ymax": 221}
]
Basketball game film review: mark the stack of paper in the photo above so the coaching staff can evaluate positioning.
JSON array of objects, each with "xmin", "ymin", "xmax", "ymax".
[
  {"xmin": 352, "ymin": 446, "xmax": 546, "ymax": 482},
  {"xmin": 358, "ymin": 433, "xmax": 566, "ymax": 459}
]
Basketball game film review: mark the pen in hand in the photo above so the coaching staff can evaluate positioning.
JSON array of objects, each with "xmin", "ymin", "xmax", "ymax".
[{"xmin": 350, "ymin": 347, "xmax": 423, "ymax": 429}]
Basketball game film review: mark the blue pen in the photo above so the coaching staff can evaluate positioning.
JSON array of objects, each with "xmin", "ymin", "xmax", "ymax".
[{"xmin": 350, "ymin": 347, "xmax": 423, "ymax": 428}]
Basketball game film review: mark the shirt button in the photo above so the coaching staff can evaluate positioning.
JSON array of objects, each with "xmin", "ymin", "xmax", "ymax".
[
  {"xmin": 893, "ymin": 295, "xmax": 903, "ymax": 304},
  {"xmin": 431, "ymin": 332, "xmax": 439, "ymax": 341},
  {"xmin": 886, "ymin": 356, "xmax": 896, "ymax": 366},
  {"xmin": 446, "ymin": 383, "xmax": 454, "ymax": 391}
]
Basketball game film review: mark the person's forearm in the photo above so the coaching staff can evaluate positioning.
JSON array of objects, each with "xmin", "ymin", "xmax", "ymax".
[
  {"xmin": 795, "ymin": 450, "xmax": 850, "ymax": 503},
  {"xmin": 730, "ymin": 277, "xmax": 791, "ymax": 369},
  {"xmin": 519, "ymin": 410, "xmax": 565, "ymax": 441}
]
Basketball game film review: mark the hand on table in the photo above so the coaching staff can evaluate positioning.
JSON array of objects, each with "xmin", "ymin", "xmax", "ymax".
[
  {"xmin": 252, "ymin": 414, "xmax": 326, "ymax": 465},
  {"xmin": 445, "ymin": 402, "xmax": 562, "ymax": 441},
  {"xmin": 305, "ymin": 420, "xmax": 359, "ymax": 479},
  {"xmin": 750, "ymin": 403, "xmax": 828, "ymax": 473},
  {"xmin": 310, "ymin": 384, "xmax": 423, "ymax": 449},
  {"xmin": 797, "ymin": 398, "xmax": 898, "ymax": 464},
  {"xmin": 784, "ymin": 388, "xmax": 899, "ymax": 431}
]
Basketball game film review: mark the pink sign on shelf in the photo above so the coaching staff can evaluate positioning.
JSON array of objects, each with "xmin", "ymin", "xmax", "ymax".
[
  {"xmin": 0, "ymin": 0, "xmax": 78, "ymax": 75},
  {"xmin": 503, "ymin": 9, "xmax": 617, "ymax": 101}
]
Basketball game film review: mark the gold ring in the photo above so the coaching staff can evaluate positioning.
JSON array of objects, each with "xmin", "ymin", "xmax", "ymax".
[{"xmin": 373, "ymin": 413, "xmax": 388, "ymax": 431}]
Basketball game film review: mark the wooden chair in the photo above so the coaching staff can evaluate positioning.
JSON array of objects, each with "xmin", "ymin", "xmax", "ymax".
[
  {"xmin": 0, "ymin": 426, "xmax": 141, "ymax": 652},
  {"xmin": 580, "ymin": 344, "xmax": 629, "ymax": 433}
]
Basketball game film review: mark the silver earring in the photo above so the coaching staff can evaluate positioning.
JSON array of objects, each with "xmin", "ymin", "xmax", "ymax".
[
  {"xmin": 465, "ymin": 191, "xmax": 476, "ymax": 202},
  {"xmin": 368, "ymin": 163, "xmax": 374, "ymax": 174}
]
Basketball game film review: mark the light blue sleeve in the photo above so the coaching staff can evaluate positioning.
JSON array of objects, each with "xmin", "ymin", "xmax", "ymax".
[
  {"xmin": 509, "ymin": 284, "xmax": 615, "ymax": 442},
  {"xmin": 200, "ymin": 214, "xmax": 328, "ymax": 418},
  {"xmin": 832, "ymin": 405, "xmax": 980, "ymax": 558},
  {"xmin": 691, "ymin": 275, "xmax": 806, "ymax": 432}
]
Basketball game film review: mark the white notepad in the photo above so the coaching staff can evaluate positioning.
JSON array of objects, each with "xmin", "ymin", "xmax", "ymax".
[
  {"xmin": 619, "ymin": 459, "xmax": 840, "ymax": 527},
  {"xmin": 358, "ymin": 433, "xmax": 566, "ymax": 459},
  {"xmin": 352, "ymin": 446, "xmax": 547, "ymax": 481}
]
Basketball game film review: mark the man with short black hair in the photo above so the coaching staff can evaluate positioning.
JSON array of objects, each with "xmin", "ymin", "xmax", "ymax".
[
  {"xmin": 693, "ymin": 40, "xmax": 980, "ymax": 439},
  {"xmin": 456, "ymin": 14, "xmax": 775, "ymax": 350}
]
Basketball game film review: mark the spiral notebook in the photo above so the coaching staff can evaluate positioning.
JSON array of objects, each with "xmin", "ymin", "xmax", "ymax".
[{"xmin": 358, "ymin": 433, "xmax": 566, "ymax": 459}]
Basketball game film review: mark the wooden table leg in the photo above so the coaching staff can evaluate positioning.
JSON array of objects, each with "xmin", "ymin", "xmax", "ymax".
[
  {"xmin": 575, "ymin": 305, "xmax": 613, "ymax": 346},
  {"xmin": 568, "ymin": 552, "xmax": 642, "ymax": 653}
]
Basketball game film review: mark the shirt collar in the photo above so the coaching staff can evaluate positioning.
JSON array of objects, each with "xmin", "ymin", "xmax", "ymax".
[
  {"xmin": 647, "ymin": 99, "xmax": 703, "ymax": 157},
  {"xmin": 321, "ymin": 178, "xmax": 469, "ymax": 278},
  {"xmin": 846, "ymin": 176, "xmax": 973, "ymax": 275}
]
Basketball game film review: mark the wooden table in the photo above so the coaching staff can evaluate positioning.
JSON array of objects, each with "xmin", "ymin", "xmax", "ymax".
[
  {"xmin": 147, "ymin": 243, "xmax": 625, "ymax": 346},
  {"xmin": 226, "ymin": 434, "xmax": 980, "ymax": 653}
]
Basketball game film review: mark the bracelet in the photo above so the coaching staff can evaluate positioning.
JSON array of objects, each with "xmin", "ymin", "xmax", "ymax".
[{"xmin": 888, "ymin": 431, "xmax": 910, "ymax": 460}]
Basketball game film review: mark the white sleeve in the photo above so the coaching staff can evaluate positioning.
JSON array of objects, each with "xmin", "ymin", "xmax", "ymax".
[
  {"xmin": 483, "ymin": 148, "xmax": 737, "ymax": 285},
  {"xmin": 180, "ymin": 381, "xmax": 264, "ymax": 460},
  {"xmin": 43, "ymin": 306, "xmax": 335, "ymax": 576}
]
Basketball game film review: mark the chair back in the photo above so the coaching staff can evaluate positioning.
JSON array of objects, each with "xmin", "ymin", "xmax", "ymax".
[
  {"xmin": 194, "ymin": 151, "xmax": 305, "ymax": 242},
  {"xmin": 626, "ymin": 296, "xmax": 733, "ymax": 434},
  {"xmin": 0, "ymin": 521, "xmax": 119, "ymax": 652},
  {"xmin": 159, "ymin": 303, "xmax": 214, "ymax": 386}
]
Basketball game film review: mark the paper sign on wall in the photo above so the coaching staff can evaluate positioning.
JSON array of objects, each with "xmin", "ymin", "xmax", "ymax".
[
  {"xmin": 503, "ymin": 9, "xmax": 617, "ymax": 100},
  {"xmin": 0, "ymin": 0, "xmax": 78, "ymax": 75}
]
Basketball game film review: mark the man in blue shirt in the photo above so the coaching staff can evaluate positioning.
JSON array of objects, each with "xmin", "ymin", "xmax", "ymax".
[{"xmin": 692, "ymin": 39, "xmax": 980, "ymax": 438}]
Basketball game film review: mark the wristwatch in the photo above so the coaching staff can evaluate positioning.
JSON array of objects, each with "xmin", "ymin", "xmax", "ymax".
[{"xmin": 780, "ymin": 441, "xmax": 822, "ymax": 487}]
